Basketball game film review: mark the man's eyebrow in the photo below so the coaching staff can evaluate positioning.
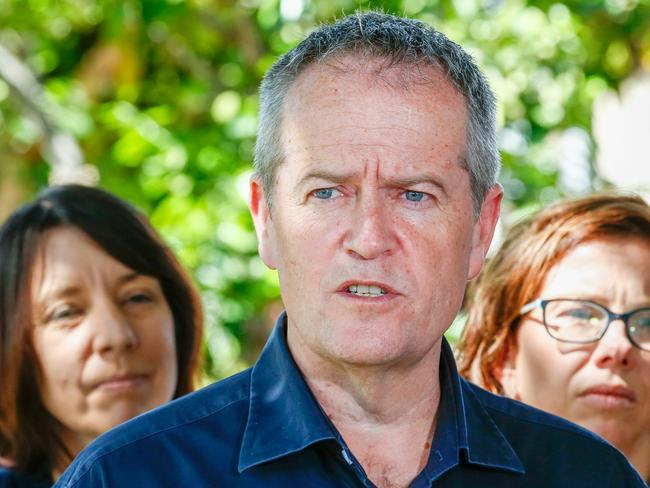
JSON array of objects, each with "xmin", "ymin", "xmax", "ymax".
[
  {"xmin": 297, "ymin": 170, "xmax": 356, "ymax": 187},
  {"xmin": 385, "ymin": 176, "xmax": 449, "ymax": 197},
  {"xmin": 296, "ymin": 170, "xmax": 449, "ymax": 197}
]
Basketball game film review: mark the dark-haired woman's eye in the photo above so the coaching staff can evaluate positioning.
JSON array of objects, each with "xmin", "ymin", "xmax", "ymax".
[
  {"xmin": 52, "ymin": 307, "xmax": 79, "ymax": 320},
  {"xmin": 124, "ymin": 292, "xmax": 153, "ymax": 305},
  {"xmin": 48, "ymin": 305, "xmax": 82, "ymax": 326}
]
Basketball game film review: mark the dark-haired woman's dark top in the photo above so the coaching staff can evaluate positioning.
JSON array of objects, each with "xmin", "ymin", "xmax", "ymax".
[{"xmin": 0, "ymin": 466, "xmax": 51, "ymax": 488}]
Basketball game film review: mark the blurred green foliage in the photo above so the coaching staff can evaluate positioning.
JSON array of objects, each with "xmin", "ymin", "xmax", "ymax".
[{"xmin": 0, "ymin": 0, "xmax": 648, "ymax": 379}]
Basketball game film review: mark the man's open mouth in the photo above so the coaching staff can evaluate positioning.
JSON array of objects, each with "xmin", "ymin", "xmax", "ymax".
[{"xmin": 346, "ymin": 284, "xmax": 387, "ymax": 297}]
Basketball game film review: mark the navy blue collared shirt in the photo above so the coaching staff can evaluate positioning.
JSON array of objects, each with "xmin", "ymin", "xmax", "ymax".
[
  {"xmin": 0, "ymin": 466, "xmax": 50, "ymax": 488},
  {"xmin": 55, "ymin": 313, "xmax": 646, "ymax": 487}
]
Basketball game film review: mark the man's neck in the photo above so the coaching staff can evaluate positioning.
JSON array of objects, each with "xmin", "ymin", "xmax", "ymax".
[{"xmin": 287, "ymin": 327, "xmax": 443, "ymax": 488}]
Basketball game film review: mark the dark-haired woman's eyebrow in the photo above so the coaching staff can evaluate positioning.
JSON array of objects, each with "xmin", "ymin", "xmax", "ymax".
[
  {"xmin": 33, "ymin": 285, "xmax": 82, "ymax": 321},
  {"xmin": 116, "ymin": 272, "xmax": 144, "ymax": 285},
  {"xmin": 38, "ymin": 285, "xmax": 82, "ymax": 304}
]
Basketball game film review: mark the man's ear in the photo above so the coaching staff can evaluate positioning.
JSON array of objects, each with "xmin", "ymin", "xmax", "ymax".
[
  {"xmin": 467, "ymin": 184, "xmax": 503, "ymax": 280},
  {"xmin": 249, "ymin": 178, "xmax": 278, "ymax": 270}
]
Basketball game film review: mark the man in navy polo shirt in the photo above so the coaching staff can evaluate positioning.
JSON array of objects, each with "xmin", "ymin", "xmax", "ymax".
[{"xmin": 55, "ymin": 12, "xmax": 646, "ymax": 488}]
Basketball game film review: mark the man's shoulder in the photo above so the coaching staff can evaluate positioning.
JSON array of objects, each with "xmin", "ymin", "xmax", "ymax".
[
  {"xmin": 0, "ymin": 466, "xmax": 17, "ymax": 488},
  {"xmin": 0, "ymin": 466, "xmax": 50, "ymax": 488},
  {"xmin": 464, "ymin": 379, "xmax": 646, "ymax": 485},
  {"xmin": 466, "ymin": 379, "xmax": 606, "ymax": 443},
  {"xmin": 56, "ymin": 368, "xmax": 253, "ymax": 487}
]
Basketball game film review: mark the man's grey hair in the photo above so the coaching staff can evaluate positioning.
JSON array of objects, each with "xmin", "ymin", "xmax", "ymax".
[{"xmin": 254, "ymin": 11, "xmax": 500, "ymax": 215}]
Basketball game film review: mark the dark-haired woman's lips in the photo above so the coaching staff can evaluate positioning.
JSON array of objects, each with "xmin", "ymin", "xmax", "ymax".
[{"xmin": 92, "ymin": 374, "xmax": 148, "ymax": 392}]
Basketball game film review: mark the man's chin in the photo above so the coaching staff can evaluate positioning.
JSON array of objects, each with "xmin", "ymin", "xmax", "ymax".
[{"xmin": 317, "ymin": 331, "xmax": 426, "ymax": 369}]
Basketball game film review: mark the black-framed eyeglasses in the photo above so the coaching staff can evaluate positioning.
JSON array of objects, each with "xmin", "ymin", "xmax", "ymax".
[{"xmin": 519, "ymin": 298, "xmax": 650, "ymax": 352}]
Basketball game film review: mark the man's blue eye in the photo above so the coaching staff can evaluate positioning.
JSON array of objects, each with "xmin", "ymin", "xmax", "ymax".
[
  {"xmin": 314, "ymin": 188, "xmax": 336, "ymax": 199},
  {"xmin": 404, "ymin": 191, "xmax": 425, "ymax": 202}
]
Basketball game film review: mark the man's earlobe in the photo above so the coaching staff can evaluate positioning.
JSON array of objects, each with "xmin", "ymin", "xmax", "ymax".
[
  {"xmin": 467, "ymin": 184, "xmax": 503, "ymax": 280},
  {"xmin": 249, "ymin": 179, "xmax": 278, "ymax": 270}
]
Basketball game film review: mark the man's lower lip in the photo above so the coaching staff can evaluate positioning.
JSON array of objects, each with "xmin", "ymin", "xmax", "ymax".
[
  {"xmin": 579, "ymin": 393, "xmax": 635, "ymax": 408},
  {"xmin": 336, "ymin": 291, "xmax": 396, "ymax": 301}
]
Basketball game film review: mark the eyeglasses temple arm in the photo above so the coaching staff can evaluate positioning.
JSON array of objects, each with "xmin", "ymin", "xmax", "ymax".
[{"xmin": 519, "ymin": 299, "xmax": 542, "ymax": 316}]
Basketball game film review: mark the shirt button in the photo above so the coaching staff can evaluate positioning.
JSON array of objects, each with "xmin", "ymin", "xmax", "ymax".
[
  {"xmin": 341, "ymin": 448, "xmax": 353, "ymax": 465},
  {"xmin": 434, "ymin": 450, "xmax": 443, "ymax": 461}
]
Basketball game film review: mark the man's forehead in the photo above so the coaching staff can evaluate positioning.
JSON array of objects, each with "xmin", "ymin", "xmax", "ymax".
[
  {"xmin": 282, "ymin": 67, "xmax": 466, "ymax": 142},
  {"xmin": 281, "ymin": 63, "xmax": 467, "ymax": 158},
  {"xmin": 273, "ymin": 51, "xmax": 470, "ymax": 195},
  {"xmin": 292, "ymin": 152, "xmax": 465, "ymax": 185},
  {"xmin": 286, "ymin": 53, "xmax": 455, "ymax": 104}
]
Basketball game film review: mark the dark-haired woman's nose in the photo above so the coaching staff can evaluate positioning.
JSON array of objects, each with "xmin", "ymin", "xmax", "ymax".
[{"xmin": 91, "ymin": 298, "xmax": 138, "ymax": 355}]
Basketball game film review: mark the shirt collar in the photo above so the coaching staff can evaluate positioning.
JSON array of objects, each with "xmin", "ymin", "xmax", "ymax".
[
  {"xmin": 239, "ymin": 313, "xmax": 525, "ymax": 477},
  {"xmin": 430, "ymin": 339, "xmax": 525, "ymax": 478},
  {"xmin": 238, "ymin": 312, "xmax": 336, "ymax": 472}
]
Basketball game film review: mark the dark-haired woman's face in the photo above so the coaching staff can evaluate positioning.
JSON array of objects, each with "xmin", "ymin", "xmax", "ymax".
[{"xmin": 30, "ymin": 226, "xmax": 178, "ymax": 456}]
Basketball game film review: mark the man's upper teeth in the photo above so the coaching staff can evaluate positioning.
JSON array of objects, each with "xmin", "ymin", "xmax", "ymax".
[{"xmin": 348, "ymin": 284, "xmax": 386, "ymax": 296}]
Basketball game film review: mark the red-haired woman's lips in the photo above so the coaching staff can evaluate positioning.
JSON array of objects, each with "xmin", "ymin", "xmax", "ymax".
[{"xmin": 579, "ymin": 384, "xmax": 636, "ymax": 408}]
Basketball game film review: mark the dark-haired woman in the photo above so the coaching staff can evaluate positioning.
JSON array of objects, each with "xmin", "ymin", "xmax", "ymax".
[{"xmin": 0, "ymin": 185, "xmax": 203, "ymax": 486}]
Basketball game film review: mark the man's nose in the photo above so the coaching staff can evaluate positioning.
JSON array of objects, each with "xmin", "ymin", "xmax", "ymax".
[
  {"xmin": 593, "ymin": 319, "xmax": 634, "ymax": 369},
  {"xmin": 91, "ymin": 299, "xmax": 138, "ymax": 355},
  {"xmin": 344, "ymin": 193, "xmax": 397, "ymax": 260}
]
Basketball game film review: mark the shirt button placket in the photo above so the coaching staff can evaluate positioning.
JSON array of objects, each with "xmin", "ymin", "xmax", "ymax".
[{"xmin": 340, "ymin": 447, "xmax": 375, "ymax": 487}]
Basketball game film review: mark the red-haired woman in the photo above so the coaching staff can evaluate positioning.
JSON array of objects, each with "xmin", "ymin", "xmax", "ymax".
[{"xmin": 458, "ymin": 193, "xmax": 650, "ymax": 481}]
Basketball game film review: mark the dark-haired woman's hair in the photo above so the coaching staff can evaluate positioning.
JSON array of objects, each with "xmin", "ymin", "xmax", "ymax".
[
  {"xmin": 0, "ymin": 184, "xmax": 203, "ymax": 475},
  {"xmin": 457, "ymin": 193, "xmax": 650, "ymax": 394}
]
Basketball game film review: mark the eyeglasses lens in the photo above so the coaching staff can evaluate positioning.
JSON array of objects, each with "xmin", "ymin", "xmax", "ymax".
[
  {"xmin": 544, "ymin": 300, "xmax": 605, "ymax": 342},
  {"xmin": 629, "ymin": 309, "xmax": 650, "ymax": 351}
]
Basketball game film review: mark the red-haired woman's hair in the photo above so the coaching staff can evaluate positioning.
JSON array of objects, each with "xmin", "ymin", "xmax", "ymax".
[{"xmin": 457, "ymin": 193, "xmax": 650, "ymax": 394}]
